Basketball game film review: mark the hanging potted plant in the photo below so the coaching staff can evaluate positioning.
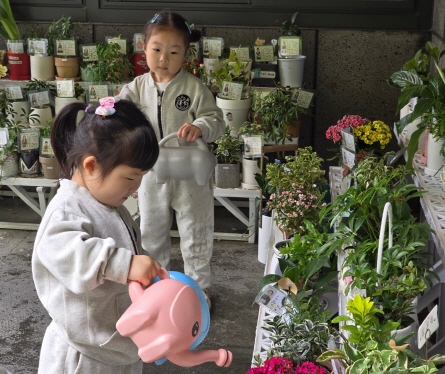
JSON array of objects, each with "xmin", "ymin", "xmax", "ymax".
[
  {"xmin": 389, "ymin": 41, "xmax": 445, "ymax": 174},
  {"xmin": 0, "ymin": 0, "xmax": 30, "ymax": 80},
  {"xmin": 45, "ymin": 16, "xmax": 80, "ymax": 80},
  {"xmin": 209, "ymin": 50, "xmax": 253, "ymax": 136},
  {"xmin": 211, "ymin": 125, "xmax": 243, "ymax": 189}
]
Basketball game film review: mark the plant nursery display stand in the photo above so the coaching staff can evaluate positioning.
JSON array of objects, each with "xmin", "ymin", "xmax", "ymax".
[
  {"xmin": 0, "ymin": 176, "xmax": 57, "ymax": 230},
  {"xmin": 0, "ymin": 176, "xmax": 261, "ymax": 242}
]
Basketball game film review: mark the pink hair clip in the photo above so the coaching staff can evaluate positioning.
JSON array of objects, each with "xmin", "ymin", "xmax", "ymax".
[{"xmin": 95, "ymin": 96, "xmax": 120, "ymax": 117}]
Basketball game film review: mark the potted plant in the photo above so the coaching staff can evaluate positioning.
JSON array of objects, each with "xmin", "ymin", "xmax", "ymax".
[
  {"xmin": 0, "ymin": 0, "xmax": 30, "ymax": 80},
  {"xmin": 209, "ymin": 50, "xmax": 253, "ymax": 135},
  {"xmin": 238, "ymin": 120, "xmax": 266, "ymax": 189},
  {"xmin": 54, "ymin": 81, "xmax": 85, "ymax": 116},
  {"xmin": 38, "ymin": 118, "xmax": 59, "ymax": 179},
  {"xmin": 250, "ymin": 296, "xmax": 336, "ymax": 373},
  {"xmin": 90, "ymin": 41, "xmax": 134, "ymax": 84},
  {"xmin": 0, "ymin": 92, "xmax": 19, "ymax": 178},
  {"xmin": 317, "ymin": 294, "xmax": 445, "ymax": 372},
  {"xmin": 45, "ymin": 16, "xmax": 80, "ymax": 80},
  {"xmin": 276, "ymin": 12, "xmax": 305, "ymax": 88},
  {"xmin": 389, "ymin": 41, "xmax": 445, "ymax": 174},
  {"xmin": 211, "ymin": 125, "xmax": 243, "ymax": 188},
  {"xmin": 252, "ymin": 85, "xmax": 307, "ymax": 161}
]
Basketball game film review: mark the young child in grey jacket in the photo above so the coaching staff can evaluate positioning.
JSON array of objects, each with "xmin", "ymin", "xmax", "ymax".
[
  {"xmin": 32, "ymin": 98, "xmax": 161, "ymax": 373},
  {"xmin": 118, "ymin": 11, "xmax": 225, "ymax": 309}
]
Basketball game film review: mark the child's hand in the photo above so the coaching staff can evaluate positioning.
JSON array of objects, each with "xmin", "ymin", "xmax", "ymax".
[
  {"xmin": 177, "ymin": 123, "xmax": 202, "ymax": 142},
  {"xmin": 128, "ymin": 255, "xmax": 161, "ymax": 287}
]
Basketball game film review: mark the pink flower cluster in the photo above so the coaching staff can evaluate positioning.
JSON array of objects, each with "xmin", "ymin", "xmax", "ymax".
[
  {"xmin": 247, "ymin": 358, "xmax": 327, "ymax": 374},
  {"xmin": 266, "ymin": 183, "xmax": 326, "ymax": 236},
  {"xmin": 295, "ymin": 361, "xmax": 327, "ymax": 374},
  {"xmin": 325, "ymin": 114, "xmax": 369, "ymax": 143}
]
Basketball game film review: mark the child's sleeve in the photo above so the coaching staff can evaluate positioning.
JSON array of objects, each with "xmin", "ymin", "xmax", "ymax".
[
  {"xmin": 33, "ymin": 209, "xmax": 133, "ymax": 294},
  {"xmin": 192, "ymin": 88, "xmax": 225, "ymax": 143}
]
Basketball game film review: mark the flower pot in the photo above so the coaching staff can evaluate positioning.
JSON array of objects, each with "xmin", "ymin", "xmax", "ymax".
[
  {"xmin": 241, "ymin": 157, "xmax": 260, "ymax": 189},
  {"xmin": 215, "ymin": 163, "xmax": 240, "ymax": 189},
  {"xmin": 29, "ymin": 106, "xmax": 53, "ymax": 129},
  {"xmin": 0, "ymin": 153, "xmax": 19, "ymax": 178},
  {"xmin": 55, "ymin": 56, "xmax": 80, "ymax": 79},
  {"xmin": 55, "ymin": 96, "xmax": 86, "ymax": 122},
  {"xmin": 216, "ymin": 96, "xmax": 252, "ymax": 136},
  {"xmin": 7, "ymin": 101, "xmax": 30, "ymax": 127},
  {"xmin": 7, "ymin": 52, "xmax": 31, "ymax": 80},
  {"xmin": 80, "ymin": 65, "xmax": 95, "ymax": 82},
  {"xmin": 39, "ymin": 156, "xmax": 60, "ymax": 179},
  {"xmin": 258, "ymin": 214, "xmax": 273, "ymax": 264},
  {"xmin": 270, "ymin": 240, "xmax": 290, "ymax": 275},
  {"xmin": 424, "ymin": 131, "xmax": 445, "ymax": 176},
  {"xmin": 20, "ymin": 150, "xmax": 40, "ymax": 175},
  {"xmin": 30, "ymin": 55, "xmax": 55, "ymax": 81},
  {"xmin": 278, "ymin": 56, "xmax": 305, "ymax": 88},
  {"xmin": 133, "ymin": 52, "xmax": 149, "ymax": 77}
]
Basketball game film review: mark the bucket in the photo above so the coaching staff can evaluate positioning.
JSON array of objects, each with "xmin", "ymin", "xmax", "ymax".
[
  {"xmin": 216, "ymin": 96, "xmax": 252, "ymax": 136},
  {"xmin": 133, "ymin": 53, "xmax": 149, "ymax": 77},
  {"xmin": 278, "ymin": 56, "xmax": 306, "ymax": 88},
  {"xmin": 7, "ymin": 52, "xmax": 31, "ymax": 80}
]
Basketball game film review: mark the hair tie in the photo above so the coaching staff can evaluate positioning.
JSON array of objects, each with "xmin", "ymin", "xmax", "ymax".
[
  {"xmin": 185, "ymin": 21, "xmax": 192, "ymax": 34},
  {"xmin": 85, "ymin": 105, "xmax": 90, "ymax": 113},
  {"xmin": 151, "ymin": 13, "xmax": 159, "ymax": 23},
  {"xmin": 95, "ymin": 97, "xmax": 120, "ymax": 117}
]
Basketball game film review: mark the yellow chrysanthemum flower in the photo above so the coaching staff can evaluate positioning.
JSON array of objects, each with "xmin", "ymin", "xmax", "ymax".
[{"xmin": 0, "ymin": 64, "xmax": 8, "ymax": 78}]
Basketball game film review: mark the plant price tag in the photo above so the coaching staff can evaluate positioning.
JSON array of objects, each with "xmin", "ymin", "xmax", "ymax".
[
  {"xmin": 292, "ymin": 89, "xmax": 315, "ymax": 109},
  {"xmin": 341, "ymin": 129, "xmax": 356, "ymax": 152},
  {"xmin": 56, "ymin": 79, "xmax": 75, "ymax": 98},
  {"xmin": 220, "ymin": 81, "xmax": 244, "ymax": 100},
  {"xmin": 418, "ymin": 304, "xmax": 438, "ymax": 349},
  {"xmin": 0, "ymin": 128, "xmax": 9, "ymax": 147},
  {"xmin": 255, "ymin": 285, "xmax": 288, "ymax": 315}
]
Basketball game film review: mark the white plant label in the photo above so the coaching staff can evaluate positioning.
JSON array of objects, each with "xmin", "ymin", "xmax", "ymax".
[{"xmin": 418, "ymin": 304, "xmax": 438, "ymax": 349}]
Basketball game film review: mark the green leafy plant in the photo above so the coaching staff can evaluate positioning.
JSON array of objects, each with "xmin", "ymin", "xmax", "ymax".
[
  {"xmin": 0, "ymin": 0, "xmax": 20, "ymax": 40},
  {"xmin": 90, "ymin": 42, "xmax": 134, "ymax": 83},
  {"xmin": 25, "ymin": 78, "xmax": 57, "ymax": 96},
  {"xmin": 389, "ymin": 41, "xmax": 445, "ymax": 168},
  {"xmin": 266, "ymin": 146, "xmax": 326, "ymax": 195},
  {"xmin": 277, "ymin": 12, "xmax": 301, "ymax": 36},
  {"xmin": 211, "ymin": 125, "xmax": 243, "ymax": 164},
  {"xmin": 252, "ymin": 86, "xmax": 307, "ymax": 156},
  {"xmin": 257, "ymin": 295, "xmax": 336, "ymax": 367},
  {"xmin": 317, "ymin": 295, "xmax": 445, "ymax": 373},
  {"xmin": 45, "ymin": 16, "xmax": 78, "ymax": 56},
  {"xmin": 208, "ymin": 50, "xmax": 251, "ymax": 97}
]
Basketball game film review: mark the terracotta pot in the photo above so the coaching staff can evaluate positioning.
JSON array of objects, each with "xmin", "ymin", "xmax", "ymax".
[
  {"xmin": 7, "ymin": 52, "xmax": 31, "ymax": 80},
  {"xmin": 55, "ymin": 56, "xmax": 80, "ymax": 78},
  {"xmin": 39, "ymin": 156, "xmax": 60, "ymax": 179}
]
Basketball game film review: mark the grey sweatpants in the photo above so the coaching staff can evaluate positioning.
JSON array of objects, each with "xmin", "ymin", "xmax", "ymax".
[
  {"xmin": 138, "ymin": 173, "xmax": 214, "ymax": 289},
  {"xmin": 38, "ymin": 322, "xmax": 143, "ymax": 374}
]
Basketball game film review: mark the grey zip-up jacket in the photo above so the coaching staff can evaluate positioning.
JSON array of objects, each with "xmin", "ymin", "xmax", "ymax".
[
  {"xmin": 118, "ymin": 69, "xmax": 225, "ymax": 144},
  {"xmin": 32, "ymin": 179, "xmax": 143, "ymax": 365}
]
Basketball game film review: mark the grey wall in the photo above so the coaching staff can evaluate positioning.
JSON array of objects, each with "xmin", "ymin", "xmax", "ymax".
[{"xmin": 1, "ymin": 19, "xmax": 435, "ymax": 169}]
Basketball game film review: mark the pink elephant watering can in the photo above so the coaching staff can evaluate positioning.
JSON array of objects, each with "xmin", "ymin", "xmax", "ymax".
[{"xmin": 116, "ymin": 268, "xmax": 232, "ymax": 368}]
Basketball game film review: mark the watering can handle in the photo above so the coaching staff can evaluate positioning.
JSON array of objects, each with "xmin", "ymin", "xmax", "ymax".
[
  {"xmin": 159, "ymin": 133, "xmax": 209, "ymax": 152},
  {"xmin": 128, "ymin": 268, "xmax": 170, "ymax": 302}
]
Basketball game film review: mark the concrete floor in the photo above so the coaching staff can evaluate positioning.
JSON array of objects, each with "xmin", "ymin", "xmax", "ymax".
[{"xmin": 0, "ymin": 194, "xmax": 265, "ymax": 374}]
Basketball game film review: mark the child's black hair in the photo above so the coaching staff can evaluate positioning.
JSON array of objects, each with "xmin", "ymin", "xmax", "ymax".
[
  {"xmin": 143, "ymin": 11, "xmax": 201, "ymax": 49},
  {"xmin": 51, "ymin": 99, "xmax": 159, "ymax": 180}
]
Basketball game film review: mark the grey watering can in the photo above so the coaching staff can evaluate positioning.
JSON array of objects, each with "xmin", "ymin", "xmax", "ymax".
[{"xmin": 150, "ymin": 133, "xmax": 217, "ymax": 186}]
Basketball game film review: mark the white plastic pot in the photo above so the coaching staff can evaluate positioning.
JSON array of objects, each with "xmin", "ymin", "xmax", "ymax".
[
  {"xmin": 216, "ymin": 96, "xmax": 252, "ymax": 136},
  {"xmin": 278, "ymin": 56, "xmax": 306, "ymax": 88}
]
